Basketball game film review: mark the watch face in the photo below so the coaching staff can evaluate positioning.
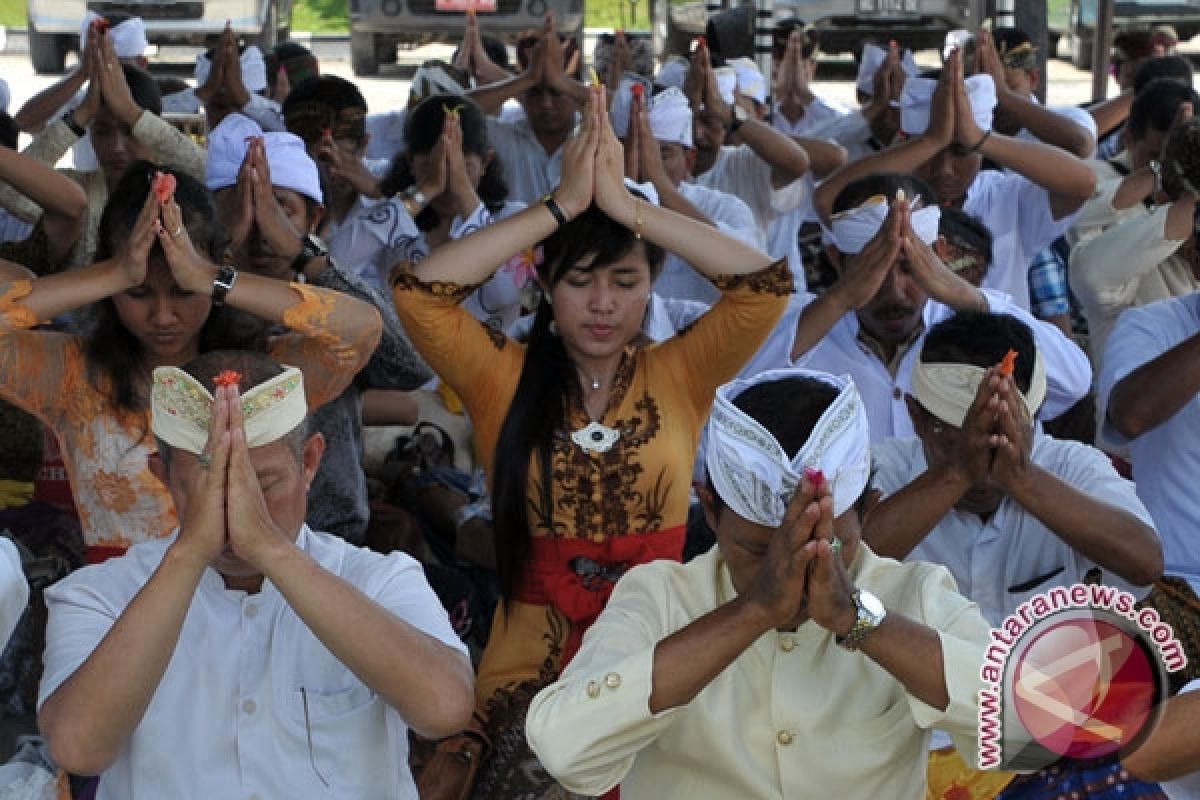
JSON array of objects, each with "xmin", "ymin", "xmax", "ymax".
[
  {"xmin": 303, "ymin": 234, "xmax": 328, "ymax": 258},
  {"xmin": 858, "ymin": 590, "xmax": 886, "ymax": 620}
]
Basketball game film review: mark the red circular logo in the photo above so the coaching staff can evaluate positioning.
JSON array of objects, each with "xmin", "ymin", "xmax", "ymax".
[{"xmin": 1012, "ymin": 616, "xmax": 1159, "ymax": 759}]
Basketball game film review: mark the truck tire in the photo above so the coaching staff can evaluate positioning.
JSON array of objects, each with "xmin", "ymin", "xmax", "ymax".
[
  {"xmin": 29, "ymin": 24, "xmax": 66, "ymax": 74},
  {"xmin": 1072, "ymin": 29, "xmax": 1093, "ymax": 71},
  {"xmin": 652, "ymin": 0, "xmax": 697, "ymax": 61},
  {"xmin": 351, "ymin": 30, "xmax": 379, "ymax": 76}
]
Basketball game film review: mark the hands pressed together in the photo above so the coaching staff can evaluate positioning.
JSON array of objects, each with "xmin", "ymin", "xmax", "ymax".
[
  {"xmin": 943, "ymin": 364, "xmax": 1035, "ymax": 495},
  {"xmin": 113, "ymin": 172, "xmax": 221, "ymax": 294},
  {"xmin": 407, "ymin": 111, "xmax": 482, "ymax": 219},
  {"xmin": 742, "ymin": 473, "xmax": 858, "ymax": 637},
  {"xmin": 196, "ymin": 23, "xmax": 252, "ymax": 111},
  {"xmin": 73, "ymin": 27, "xmax": 143, "ymax": 130},
  {"xmin": 172, "ymin": 382, "xmax": 294, "ymax": 575},
  {"xmin": 554, "ymin": 84, "xmax": 637, "ymax": 221},
  {"xmin": 622, "ymin": 85, "xmax": 670, "ymax": 186},
  {"xmin": 927, "ymin": 48, "xmax": 990, "ymax": 152}
]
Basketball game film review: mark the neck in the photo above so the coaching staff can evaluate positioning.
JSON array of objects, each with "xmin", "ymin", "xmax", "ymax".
[
  {"xmin": 534, "ymin": 127, "xmax": 570, "ymax": 157},
  {"xmin": 568, "ymin": 349, "xmax": 624, "ymax": 393}
]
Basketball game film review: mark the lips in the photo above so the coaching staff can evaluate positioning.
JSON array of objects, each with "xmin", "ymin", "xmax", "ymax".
[{"xmin": 585, "ymin": 324, "xmax": 616, "ymax": 338}]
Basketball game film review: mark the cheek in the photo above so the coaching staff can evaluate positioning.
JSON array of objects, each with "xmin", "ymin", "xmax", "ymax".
[{"xmin": 178, "ymin": 296, "xmax": 213, "ymax": 330}]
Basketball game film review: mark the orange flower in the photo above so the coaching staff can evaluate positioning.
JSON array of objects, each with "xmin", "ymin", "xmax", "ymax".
[{"xmin": 998, "ymin": 348, "xmax": 1018, "ymax": 378}]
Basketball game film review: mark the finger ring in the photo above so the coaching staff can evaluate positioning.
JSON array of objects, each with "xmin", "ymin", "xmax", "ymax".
[
  {"xmin": 197, "ymin": 453, "xmax": 212, "ymax": 468},
  {"xmin": 171, "ymin": 225, "xmax": 184, "ymax": 237},
  {"xmin": 831, "ymin": 537, "xmax": 843, "ymax": 555}
]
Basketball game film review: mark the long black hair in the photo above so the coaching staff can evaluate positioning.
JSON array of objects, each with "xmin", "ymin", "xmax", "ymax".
[
  {"xmin": 86, "ymin": 161, "xmax": 230, "ymax": 412},
  {"xmin": 379, "ymin": 94, "xmax": 508, "ymax": 232},
  {"xmin": 489, "ymin": 199, "xmax": 665, "ymax": 602}
]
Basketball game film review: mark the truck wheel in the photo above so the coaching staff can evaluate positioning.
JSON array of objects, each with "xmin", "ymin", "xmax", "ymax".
[
  {"xmin": 352, "ymin": 30, "xmax": 379, "ymax": 76},
  {"xmin": 30, "ymin": 24, "xmax": 66, "ymax": 74},
  {"xmin": 652, "ymin": 0, "xmax": 697, "ymax": 61},
  {"xmin": 1072, "ymin": 30, "xmax": 1093, "ymax": 71}
]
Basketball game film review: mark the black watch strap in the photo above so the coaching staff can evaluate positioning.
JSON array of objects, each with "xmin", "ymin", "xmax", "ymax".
[
  {"xmin": 289, "ymin": 233, "xmax": 328, "ymax": 273},
  {"xmin": 62, "ymin": 112, "xmax": 85, "ymax": 138},
  {"xmin": 212, "ymin": 265, "xmax": 238, "ymax": 306}
]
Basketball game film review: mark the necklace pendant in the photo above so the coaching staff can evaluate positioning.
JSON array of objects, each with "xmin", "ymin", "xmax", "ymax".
[
  {"xmin": 591, "ymin": 379, "xmax": 601, "ymax": 390},
  {"xmin": 571, "ymin": 421, "xmax": 620, "ymax": 454}
]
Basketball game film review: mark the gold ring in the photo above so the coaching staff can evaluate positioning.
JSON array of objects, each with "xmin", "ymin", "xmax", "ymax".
[{"xmin": 197, "ymin": 452, "xmax": 211, "ymax": 468}]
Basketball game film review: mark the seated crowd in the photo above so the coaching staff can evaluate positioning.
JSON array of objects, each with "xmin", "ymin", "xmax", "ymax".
[{"xmin": 0, "ymin": 11, "xmax": 1196, "ymax": 800}]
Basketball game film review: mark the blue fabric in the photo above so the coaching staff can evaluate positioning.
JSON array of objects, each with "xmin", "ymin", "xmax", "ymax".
[{"xmin": 998, "ymin": 754, "xmax": 1166, "ymax": 799}]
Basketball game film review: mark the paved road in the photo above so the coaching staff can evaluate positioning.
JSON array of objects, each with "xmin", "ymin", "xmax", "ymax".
[{"xmin": 0, "ymin": 33, "xmax": 1123, "ymax": 128}]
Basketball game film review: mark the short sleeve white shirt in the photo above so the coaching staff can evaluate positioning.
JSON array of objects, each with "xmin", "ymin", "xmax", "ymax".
[
  {"xmin": 1099, "ymin": 292, "xmax": 1200, "ymax": 595},
  {"xmin": 486, "ymin": 116, "xmax": 568, "ymax": 205},
  {"xmin": 871, "ymin": 435, "xmax": 1157, "ymax": 627},
  {"xmin": 39, "ymin": 526, "xmax": 466, "ymax": 800}
]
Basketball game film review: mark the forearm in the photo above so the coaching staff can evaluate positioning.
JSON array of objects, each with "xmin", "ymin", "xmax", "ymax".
[
  {"xmin": 1108, "ymin": 331, "xmax": 1200, "ymax": 438},
  {"xmin": 263, "ymin": 542, "xmax": 474, "ymax": 738},
  {"xmin": 468, "ymin": 72, "xmax": 534, "ymax": 116},
  {"xmin": 813, "ymin": 135, "xmax": 942, "ymax": 221},
  {"xmin": 608, "ymin": 197, "xmax": 773, "ymax": 277},
  {"xmin": 14, "ymin": 261, "xmax": 129, "ymax": 323},
  {"xmin": 649, "ymin": 177, "xmax": 716, "ymax": 228},
  {"xmin": 1000, "ymin": 96, "xmax": 1094, "ymax": 158},
  {"xmin": 976, "ymin": 133, "xmax": 1095, "ymax": 217},
  {"xmin": 649, "ymin": 595, "xmax": 769, "ymax": 713},
  {"xmin": 1008, "ymin": 466, "xmax": 1162, "ymax": 585},
  {"xmin": 737, "ymin": 119, "xmax": 810, "ymax": 187},
  {"xmin": 792, "ymin": 136, "xmax": 847, "ymax": 178},
  {"xmin": 361, "ymin": 389, "xmax": 420, "ymax": 426},
  {"xmin": 1087, "ymin": 91, "xmax": 1133, "ymax": 139},
  {"xmin": 0, "ymin": 148, "xmax": 86, "ymax": 221},
  {"xmin": 39, "ymin": 546, "xmax": 206, "ymax": 775},
  {"xmin": 15, "ymin": 74, "xmax": 85, "ymax": 132},
  {"xmin": 789, "ymin": 287, "xmax": 853, "ymax": 361},
  {"xmin": 1123, "ymin": 690, "xmax": 1200, "ymax": 781},
  {"xmin": 862, "ymin": 465, "xmax": 966, "ymax": 560},
  {"xmin": 857, "ymin": 615, "xmax": 949, "ymax": 710}
]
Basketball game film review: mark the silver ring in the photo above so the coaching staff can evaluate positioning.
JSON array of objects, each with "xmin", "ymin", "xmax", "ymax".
[
  {"xmin": 171, "ymin": 225, "xmax": 184, "ymax": 237},
  {"xmin": 197, "ymin": 453, "xmax": 212, "ymax": 468}
]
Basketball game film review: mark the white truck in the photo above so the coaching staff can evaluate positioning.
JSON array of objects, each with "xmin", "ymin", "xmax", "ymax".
[{"xmin": 27, "ymin": 0, "xmax": 292, "ymax": 73}]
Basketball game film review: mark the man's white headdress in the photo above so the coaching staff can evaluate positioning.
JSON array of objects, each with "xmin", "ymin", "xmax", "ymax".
[
  {"xmin": 152, "ymin": 366, "xmax": 308, "ymax": 455},
  {"xmin": 81, "ymin": 12, "xmax": 148, "ymax": 59},
  {"xmin": 830, "ymin": 193, "xmax": 941, "ymax": 255},
  {"xmin": 900, "ymin": 74, "xmax": 996, "ymax": 137},
  {"xmin": 911, "ymin": 349, "xmax": 1047, "ymax": 428},
  {"xmin": 706, "ymin": 369, "xmax": 871, "ymax": 526}
]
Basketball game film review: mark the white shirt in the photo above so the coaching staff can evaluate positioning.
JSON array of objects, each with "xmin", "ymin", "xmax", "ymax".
[
  {"xmin": 694, "ymin": 144, "xmax": 808, "ymax": 236},
  {"xmin": 808, "ymin": 110, "xmax": 888, "ymax": 164},
  {"xmin": 1161, "ymin": 680, "xmax": 1200, "ymax": 800},
  {"xmin": 0, "ymin": 537, "xmax": 28, "ymax": 651},
  {"xmin": 40, "ymin": 526, "xmax": 466, "ymax": 800},
  {"xmin": 526, "ymin": 545, "xmax": 990, "ymax": 800},
  {"xmin": 486, "ymin": 115, "xmax": 569, "ymax": 205},
  {"xmin": 871, "ymin": 435, "xmax": 1157, "ymax": 627},
  {"xmin": 772, "ymin": 96, "xmax": 850, "ymax": 137},
  {"xmin": 0, "ymin": 209, "xmax": 33, "ymax": 243},
  {"xmin": 963, "ymin": 169, "xmax": 1079, "ymax": 311},
  {"xmin": 654, "ymin": 182, "xmax": 763, "ymax": 306},
  {"xmin": 739, "ymin": 289, "xmax": 1093, "ymax": 442},
  {"xmin": 366, "ymin": 109, "xmax": 408, "ymax": 162},
  {"xmin": 325, "ymin": 194, "xmax": 423, "ymax": 291},
  {"xmin": 1099, "ymin": 292, "xmax": 1200, "ymax": 595}
]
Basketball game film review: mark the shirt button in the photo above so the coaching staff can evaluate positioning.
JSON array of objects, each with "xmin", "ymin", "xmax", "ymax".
[
  {"xmin": 893, "ymin": 387, "xmax": 902, "ymax": 400},
  {"xmin": 604, "ymin": 672, "xmax": 622, "ymax": 690},
  {"xmin": 586, "ymin": 681, "xmax": 601, "ymax": 699},
  {"xmin": 777, "ymin": 730, "xmax": 794, "ymax": 746},
  {"xmin": 242, "ymin": 699, "xmax": 257, "ymax": 715},
  {"xmin": 780, "ymin": 636, "xmax": 795, "ymax": 652}
]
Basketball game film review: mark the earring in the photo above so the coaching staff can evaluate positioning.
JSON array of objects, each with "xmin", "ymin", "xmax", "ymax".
[{"xmin": 548, "ymin": 319, "xmax": 559, "ymax": 336}]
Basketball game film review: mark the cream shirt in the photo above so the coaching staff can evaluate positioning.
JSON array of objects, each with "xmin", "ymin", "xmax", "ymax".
[
  {"xmin": 40, "ymin": 526, "xmax": 467, "ymax": 800},
  {"xmin": 0, "ymin": 537, "xmax": 27, "ymax": 651},
  {"xmin": 526, "ymin": 545, "xmax": 991, "ymax": 799}
]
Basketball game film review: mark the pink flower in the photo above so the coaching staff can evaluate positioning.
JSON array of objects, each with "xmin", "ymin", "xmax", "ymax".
[{"xmin": 502, "ymin": 246, "xmax": 544, "ymax": 288}]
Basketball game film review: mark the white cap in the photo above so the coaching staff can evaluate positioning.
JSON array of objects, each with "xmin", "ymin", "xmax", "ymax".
[
  {"xmin": 81, "ymin": 12, "xmax": 148, "ymax": 59},
  {"xmin": 195, "ymin": 45, "xmax": 267, "ymax": 93},
  {"xmin": 205, "ymin": 113, "xmax": 323, "ymax": 204}
]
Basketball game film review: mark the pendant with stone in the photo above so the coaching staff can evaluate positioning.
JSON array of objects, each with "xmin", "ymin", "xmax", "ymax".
[{"xmin": 571, "ymin": 421, "xmax": 620, "ymax": 454}]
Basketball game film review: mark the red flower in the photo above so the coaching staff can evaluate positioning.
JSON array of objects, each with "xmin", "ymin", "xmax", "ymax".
[
  {"xmin": 214, "ymin": 370, "xmax": 242, "ymax": 388},
  {"xmin": 153, "ymin": 172, "xmax": 177, "ymax": 204}
]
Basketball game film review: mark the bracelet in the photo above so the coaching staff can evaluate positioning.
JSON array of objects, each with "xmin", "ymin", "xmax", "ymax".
[
  {"xmin": 633, "ymin": 198, "xmax": 643, "ymax": 240},
  {"xmin": 970, "ymin": 128, "xmax": 992, "ymax": 153},
  {"xmin": 543, "ymin": 195, "xmax": 568, "ymax": 227},
  {"xmin": 61, "ymin": 112, "xmax": 85, "ymax": 138}
]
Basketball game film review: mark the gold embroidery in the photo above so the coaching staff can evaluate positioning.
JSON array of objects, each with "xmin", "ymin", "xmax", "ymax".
[
  {"xmin": 390, "ymin": 269, "xmax": 481, "ymax": 303},
  {"xmin": 709, "ymin": 257, "xmax": 793, "ymax": 296}
]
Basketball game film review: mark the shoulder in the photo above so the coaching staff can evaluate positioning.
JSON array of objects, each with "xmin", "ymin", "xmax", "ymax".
[
  {"xmin": 46, "ymin": 538, "xmax": 172, "ymax": 609},
  {"xmin": 870, "ymin": 437, "xmax": 925, "ymax": 490},
  {"xmin": 608, "ymin": 549, "xmax": 723, "ymax": 624},
  {"xmin": 855, "ymin": 546, "xmax": 969, "ymax": 615}
]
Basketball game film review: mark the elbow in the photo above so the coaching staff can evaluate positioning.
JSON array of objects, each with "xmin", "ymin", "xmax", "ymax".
[
  {"xmin": 407, "ymin": 659, "xmax": 475, "ymax": 739},
  {"xmin": 817, "ymin": 144, "xmax": 848, "ymax": 178},
  {"xmin": 1071, "ymin": 134, "xmax": 1097, "ymax": 160},
  {"xmin": 1127, "ymin": 532, "xmax": 1165, "ymax": 587},
  {"xmin": 1106, "ymin": 391, "xmax": 1152, "ymax": 440},
  {"xmin": 39, "ymin": 711, "xmax": 117, "ymax": 777}
]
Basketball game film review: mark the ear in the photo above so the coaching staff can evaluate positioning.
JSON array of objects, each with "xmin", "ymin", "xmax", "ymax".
[
  {"xmin": 932, "ymin": 234, "xmax": 953, "ymax": 261},
  {"xmin": 147, "ymin": 451, "xmax": 168, "ymax": 486},
  {"xmin": 684, "ymin": 147, "xmax": 698, "ymax": 175},
  {"xmin": 695, "ymin": 483, "xmax": 722, "ymax": 534},
  {"xmin": 301, "ymin": 432, "xmax": 325, "ymax": 489},
  {"xmin": 359, "ymin": 132, "xmax": 371, "ymax": 157},
  {"xmin": 1029, "ymin": 69, "xmax": 1041, "ymax": 93}
]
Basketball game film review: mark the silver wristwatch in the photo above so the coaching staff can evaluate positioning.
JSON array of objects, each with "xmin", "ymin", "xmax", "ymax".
[
  {"xmin": 212, "ymin": 265, "xmax": 238, "ymax": 306},
  {"xmin": 835, "ymin": 589, "xmax": 887, "ymax": 651}
]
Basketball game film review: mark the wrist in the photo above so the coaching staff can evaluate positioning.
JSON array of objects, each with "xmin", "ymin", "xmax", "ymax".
[
  {"xmin": 827, "ymin": 603, "xmax": 858, "ymax": 638},
  {"xmin": 731, "ymin": 594, "xmax": 781, "ymax": 634}
]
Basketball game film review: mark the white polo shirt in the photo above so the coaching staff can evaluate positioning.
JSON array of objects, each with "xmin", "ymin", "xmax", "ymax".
[
  {"xmin": 0, "ymin": 537, "xmax": 27, "ymax": 651},
  {"xmin": 1099, "ymin": 292, "xmax": 1200, "ymax": 596},
  {"xmin": 486, "ymin": 115, "xmax": 570, "ymax": 205},
  {"xmin": 871, "ymin": 434, "xmax": 1157, "ymax": 627},
  {"xmin": 40, "ymin": 526, "xmax": 466, "ymax": 800}
]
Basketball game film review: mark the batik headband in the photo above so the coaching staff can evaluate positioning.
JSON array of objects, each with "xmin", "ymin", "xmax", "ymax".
[
  {"xmin": 284, "ymin": 102, "xmax": 368, "ymax": 143},
  {"xmin": 151, "ymin": 366, "xmax": 307, "ymax": 455},
  {"xmin": 706, "ymin": 368, "xmax": 871, "ymax": 526},
  {"xmin": 910, "ymin": 350, "xmax": 1047, "ymax": 428}
]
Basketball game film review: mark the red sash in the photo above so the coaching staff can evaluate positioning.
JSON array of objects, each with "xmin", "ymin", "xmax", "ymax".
[
  {"xmin": 85, "ymin": 545, "xmax": 127, "ymax": 564},
  {"xmin": 513, "ymin": 525, "xmax": 685, "ymax": 668}
]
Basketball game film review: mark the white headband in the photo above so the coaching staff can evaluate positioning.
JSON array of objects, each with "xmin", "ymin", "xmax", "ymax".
[
  {"xmin": 900, "ymin": 74, "xmax": 996, "ymax": 136},
  {"xmin": 648, "ymin": 87, "xmax": 693, "ymax": 147},
  {"xmin": 195, "ymin": 45, "xmax": 267, "ymax": 93},
  {"xmin": 910, "ymin": 350, "xmax": 1048, "ymax": 428},
  {"xmin": 656, "ymin": 57, "xmax": 689, "ymax": 91},
  {"xmin": 205, "ymin": 113, "xmax": 324, "ymax": 204},
  {"xmin": 706, "ymin": 369, "xmax": 872, "ymax": 526},
  {"xmin": 81, "ymin": 12, "xmax": 148, "ymax": 58},
  {"xmin": 152, "ymin": 366, "xmax": 308, "ymax": 455},
  {"xmin": 715, "ymin": 66, "xmax": 738, "ymax": 106},
  {"xmin": 729, "ymin": 57, "xmax": 767, "ymax": 105},
  {"xmin": 831, "ymin": 194, "xmax": 941, "ymax": 255},
  {"xmin": 856, "ymin": 43, "xmax": 919, "ymax": 96}
]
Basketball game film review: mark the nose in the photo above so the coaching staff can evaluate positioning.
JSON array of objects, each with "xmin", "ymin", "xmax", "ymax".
[
  {"xmin": 587, "ymin": 281, "xmax": 616, "ymax": 313},
  {"xmin": 150, "ymin": 294, "xmax": 179, "ymax": 325}
]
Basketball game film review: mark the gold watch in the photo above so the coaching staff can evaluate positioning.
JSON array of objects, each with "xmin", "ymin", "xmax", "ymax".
[{"xmin": 835, "ymin": 589, "xmax": 887, "ymax": 651}]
